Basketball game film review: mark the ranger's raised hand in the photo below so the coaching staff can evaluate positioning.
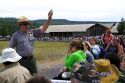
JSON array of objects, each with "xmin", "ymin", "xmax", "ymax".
[{"xmin": 48, "ymin": 9, "xmax": 53, "ymax": 20}]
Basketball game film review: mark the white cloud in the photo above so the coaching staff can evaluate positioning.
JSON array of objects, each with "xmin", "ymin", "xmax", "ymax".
[{"xmin": 0, "ymin": 0, "xmax": 125, "ymax": 21}]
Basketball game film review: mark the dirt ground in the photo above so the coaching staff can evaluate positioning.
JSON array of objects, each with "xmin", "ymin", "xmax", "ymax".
[{"xmin": 37, "ymin": 62, "xmax": 64, "ymax": 78}]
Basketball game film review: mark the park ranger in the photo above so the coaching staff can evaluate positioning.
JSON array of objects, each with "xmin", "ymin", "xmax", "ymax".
[{"xmin": 9, "ymin": 10, "xmax": 53, "ymax": 75}]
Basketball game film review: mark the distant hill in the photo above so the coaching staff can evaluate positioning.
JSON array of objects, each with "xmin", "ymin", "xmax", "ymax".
[{"xmin": 32, "ymin": 19, "xmax": 118, "ymax": 25}]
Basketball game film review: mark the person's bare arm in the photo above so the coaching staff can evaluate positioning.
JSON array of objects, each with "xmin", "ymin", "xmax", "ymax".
[
  {"xmin": 105, "ymin": 43, "xmax": 111, "ymax": 52},
  {"xmin": 39, "ymin": 10, "xmax": 53, "ymax": 33},
  {"xmin": 101, "ymin": 34, "xmax": 105, "ymax": 44},
  {"xmin": 117, "ymin": 44, "xmax": 124, "ymax": 56}
]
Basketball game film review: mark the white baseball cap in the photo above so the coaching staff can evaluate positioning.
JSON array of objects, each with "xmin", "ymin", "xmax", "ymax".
[{"xmin": 0, "ymin": 48, "xmax": 22, "ymax": 63}]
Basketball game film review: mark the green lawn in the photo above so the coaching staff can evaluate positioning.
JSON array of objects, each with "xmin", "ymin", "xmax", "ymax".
[
  {"xmin": 0, "ymin": 41, "xmax": 69, "ymax": 64},
  {"xmin": 34, "ymin": 41, "xmax": 69, "ymax": 63},
  {"xmin": 0, "ymin": 41, "xmax": 9, "ymax": 53}
]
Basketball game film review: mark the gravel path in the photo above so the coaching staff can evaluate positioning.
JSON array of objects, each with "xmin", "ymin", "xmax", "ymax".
[{"xmin": 37, "ymin": 63, "xmax": 64, "ymax": 78}]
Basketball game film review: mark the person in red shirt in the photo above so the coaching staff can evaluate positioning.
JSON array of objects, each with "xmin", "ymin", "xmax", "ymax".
[{"xmin": 102, "ymin": 28, "xmax": 114, "ymax": 48}]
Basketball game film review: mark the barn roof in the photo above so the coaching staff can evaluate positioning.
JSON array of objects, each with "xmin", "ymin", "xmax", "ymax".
[
  {"xmin": 45, "ymin": 23, "xmax": 119, "ymax": 33},
  {"xmin": 45, "ymin": 24, "xmax": 94, "ymax": 33}
]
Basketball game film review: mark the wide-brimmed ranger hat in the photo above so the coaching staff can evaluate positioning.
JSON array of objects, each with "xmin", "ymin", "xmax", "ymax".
[
  {"xmin": 0, "ymin": 48, "xmax": 22, "ymax": 63},
  {"xmin": 18, "ymin": 16, "xmax": 30, "ymax": 25},
  {"xmin": 95, "ymin": 59, "xmax": 120, "ymax": 83}
]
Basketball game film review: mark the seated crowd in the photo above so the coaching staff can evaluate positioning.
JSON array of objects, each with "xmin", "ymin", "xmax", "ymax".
[{"xmin": 0, "ymin": 34, "xmax": 125, "ymax": 83}]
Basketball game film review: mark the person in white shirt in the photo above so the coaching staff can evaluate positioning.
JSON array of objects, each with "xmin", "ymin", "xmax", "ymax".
[{"xmin": 90, "ymin": 37, "xmax": 101, "ymax": 59}]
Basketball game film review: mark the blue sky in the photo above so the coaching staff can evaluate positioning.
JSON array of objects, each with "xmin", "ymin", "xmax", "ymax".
[{"xmin": 0, "ymin": 0, "xmax": 125, "ymax": 21}]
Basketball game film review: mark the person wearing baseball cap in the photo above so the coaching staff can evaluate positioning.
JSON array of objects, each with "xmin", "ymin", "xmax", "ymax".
[
  {"xmin": 0, "ymin": 48, "xmax": 31, "ymax": 83},
  {"xmin": 9, "ymin": 10, "xmax": 53, "ymax": 75}
]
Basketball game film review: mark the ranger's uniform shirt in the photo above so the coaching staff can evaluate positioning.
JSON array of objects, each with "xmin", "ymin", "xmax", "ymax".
[{"xmin": 9, "ymin": 29, "xmax": 41, "ymax": 57}]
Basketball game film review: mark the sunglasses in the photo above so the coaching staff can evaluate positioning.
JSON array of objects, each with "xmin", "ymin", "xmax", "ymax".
[{"xmin": 19, "ymin": 22, "xmax": 29, "ymax": 26}]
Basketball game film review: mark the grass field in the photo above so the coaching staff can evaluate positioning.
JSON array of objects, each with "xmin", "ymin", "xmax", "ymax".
[
  {"xmin": 0, "ymin": 41, "xmax": 69, "ymax": 64},
  {"xmin": 34, "ymin": 41, "xmax": 69, "ymax": 64}
]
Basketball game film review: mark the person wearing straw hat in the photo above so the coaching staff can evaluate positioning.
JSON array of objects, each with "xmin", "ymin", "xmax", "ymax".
[
  {"xmin": 0, "ymin": 48, "xmax": 31, "ymax": 83},
  {"xmin": 9, "ymin": 10, "xmax": 53, "ymax": 75},
  {"xmin": 95, "ymin": 59, "xmax": 120, "ymax": 83}
]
